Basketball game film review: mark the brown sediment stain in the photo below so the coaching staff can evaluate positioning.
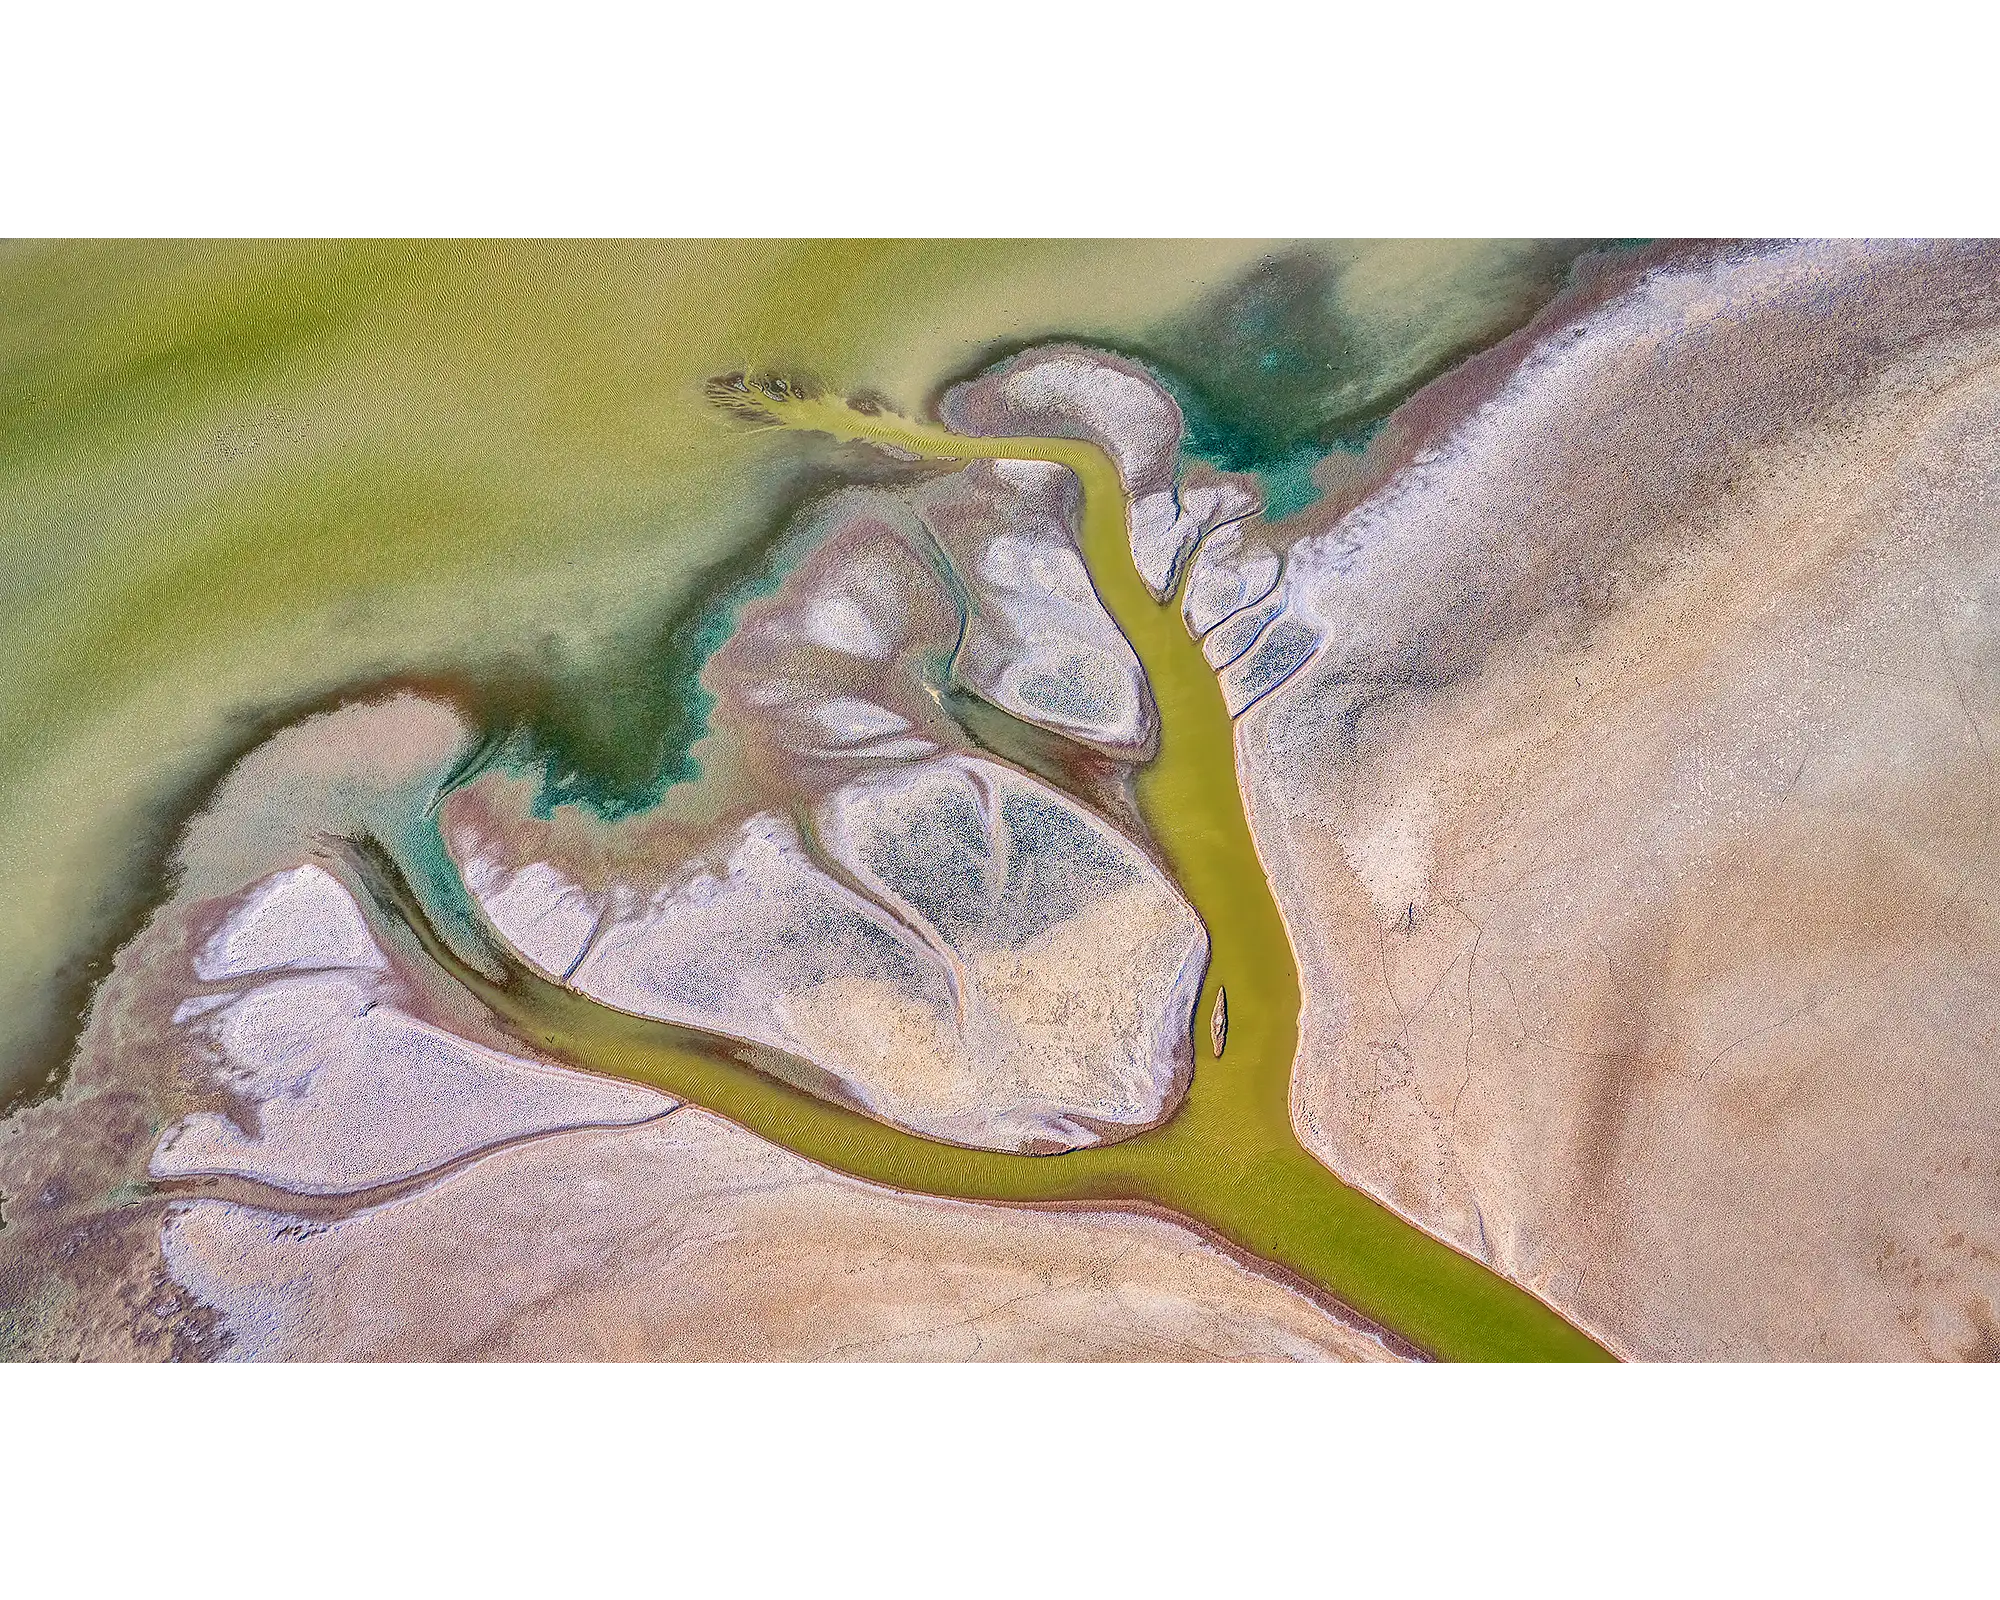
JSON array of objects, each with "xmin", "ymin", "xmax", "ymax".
[
  {"xmin": 1568, "ymin": 944, "xmax": 1674, "ymax": 1240},
  {"xmin": 1960, "ymin": 1297, "xmax": 2000, "ymax": 1361},
  {"xmin": 0, "ymin": 1197, "xmax": 233, "ymax": 1363}
]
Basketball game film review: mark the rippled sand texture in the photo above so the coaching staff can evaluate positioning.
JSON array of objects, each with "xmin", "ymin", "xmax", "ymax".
[
  {"xmin": 1247, "ymin": 241, "xmax": 2000, "ymax": 1360},
  {"xmin": 0, "ymin": 695, "xmax": 1399, "ymax": 1361}
]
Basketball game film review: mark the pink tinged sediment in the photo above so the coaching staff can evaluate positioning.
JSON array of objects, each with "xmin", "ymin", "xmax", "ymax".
[
  {"xmin": 940, "ymin": 344, "xmax": 1259, "ymax": 600},
  {"xmin": 155, "ymin": 867, "xmax": 669, "ymax": 1195},
  {"xmin": 158, "ymin": 1109, "xmax": 1405, "ymax": 1361},
  {"xmin": 914, "ymin": 459, "xmax": 1156, "ymax": 757},
  {"xmin": 193, "ymin": 863, "xmax": 386, "ymax": 980}
]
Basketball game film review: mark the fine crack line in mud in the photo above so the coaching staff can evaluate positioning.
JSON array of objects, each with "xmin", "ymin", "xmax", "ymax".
[
  {"xmin": 1454, "ymin": 919, "xmax": 1486, "ymax": 1126},
  {"xmin": 1691, "ymin": 996, "xmax": 1825, "ymax": 1084}
]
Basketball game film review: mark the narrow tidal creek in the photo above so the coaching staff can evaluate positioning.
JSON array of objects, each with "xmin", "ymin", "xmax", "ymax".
[{"xmin": 384, "ymin": 390, "xmax": 1610, "ymax": 1362}]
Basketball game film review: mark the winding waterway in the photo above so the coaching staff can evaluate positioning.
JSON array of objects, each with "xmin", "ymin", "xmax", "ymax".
[{"xmin": 385, "ymin": 388, "xmax": 1610, "ymax": 1362}]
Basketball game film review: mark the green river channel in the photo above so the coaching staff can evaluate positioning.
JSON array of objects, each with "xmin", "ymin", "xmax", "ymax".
[{"xmin": 382, "ymin": 388, "xmax": 1610, "ymax": 1363}]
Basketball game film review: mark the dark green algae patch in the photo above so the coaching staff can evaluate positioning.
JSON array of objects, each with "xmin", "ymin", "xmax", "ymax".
[
  {"xmin": 357, "ymin": 392, "xmax": 1611, "ymax": 1363},
  {"xmin": 98, "ymin": 244, "xmax": 1622, "ymax": 857},
  {"xmin": 499, "ymin": 241, "xmax": 1633, "ymax": 818},
  {"xmin": 933, "ymin": 241, "xmax": 1623, "ymax": 524},
  {"xmin": 440, "ymin": 442, "xmax": 955, "ymax": 824}
]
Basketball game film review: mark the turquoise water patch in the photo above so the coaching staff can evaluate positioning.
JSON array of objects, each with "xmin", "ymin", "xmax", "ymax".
[
  {"xmin": 1171, "ymin": 399, "xmax": 1388, "ymax": 522},
  {"xmin": 434, "ymin": 514, "xmax": 821, "ymax": 827},
  {"xmin": 525, "ymin": 541, "xmax": 801, "ymax": 821},
  {"xmin": 1237, "ymin": 439, "xmax": 1324, "ymax": 520}
]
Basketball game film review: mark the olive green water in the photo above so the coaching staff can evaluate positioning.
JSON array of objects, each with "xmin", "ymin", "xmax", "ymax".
[
  {"xmin": 3, "ymin": 242, "xmax": 1613, "ymax": 1359},
  {"xmin": 397, "ymin": 390, "xmax": 1609, "ymax": 1363},
  {"xmin": 0, "ymin": 240, "xmax": 1592, "ymax": 1110}
]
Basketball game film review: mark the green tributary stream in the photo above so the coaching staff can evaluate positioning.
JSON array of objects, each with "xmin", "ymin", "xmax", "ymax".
[{"xmin": 393, "ymin": 392, "xmax": 1610, "ymax": 1362}]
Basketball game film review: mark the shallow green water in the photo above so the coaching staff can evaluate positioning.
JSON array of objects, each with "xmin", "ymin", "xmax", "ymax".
[
  {"xmin": 3, "ymin": 242, "xmax": 1614, "ymax": 1358},
  {"xmin": 389, "ymin": 390, "xmax": 1610, "ymax": 1363},
  {"xmin": 0, "ymin": 239, "xmax": 1285, "ymax": 1109}
]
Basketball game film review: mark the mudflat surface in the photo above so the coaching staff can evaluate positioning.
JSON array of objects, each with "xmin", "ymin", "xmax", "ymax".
[
  {"xmin": 0, "ymin": 696, "xmax": 1396, "ymax": 1362},
  {"xmin": 1247, "ymin": 241, "xmax": 2000, "ymax": 1359},
  {"xmin": 164, "ymin": 1111, "xmax": 1401, "ymax": 1363}
]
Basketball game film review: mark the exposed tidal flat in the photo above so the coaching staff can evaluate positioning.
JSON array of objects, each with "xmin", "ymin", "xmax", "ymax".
[
  {"xmin": 35, "ymin": 239, "xmax": 2000, "ymax": 1361},
  {"xmin": 0, "ymin": 694, "xmax": 1400, "ymax": 1362},
  {"xmin": 55, "ymin": 390, "xmax": 1588, "ymax": 1359},
  {"xmin": 1, "ymin": 241, "xmax": 1627, "ymax": 1360},
  {"xmin": 0, "ymin": 239, "xmax": 1593, "ymax": 1109},
  {"xmin": 1255, "ymin": 240, "xmax": 2000, "ymax": 1359},
  {"xmin": 0, "ymin": 239, "xmax": 1297, "ymax": 1107}
]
